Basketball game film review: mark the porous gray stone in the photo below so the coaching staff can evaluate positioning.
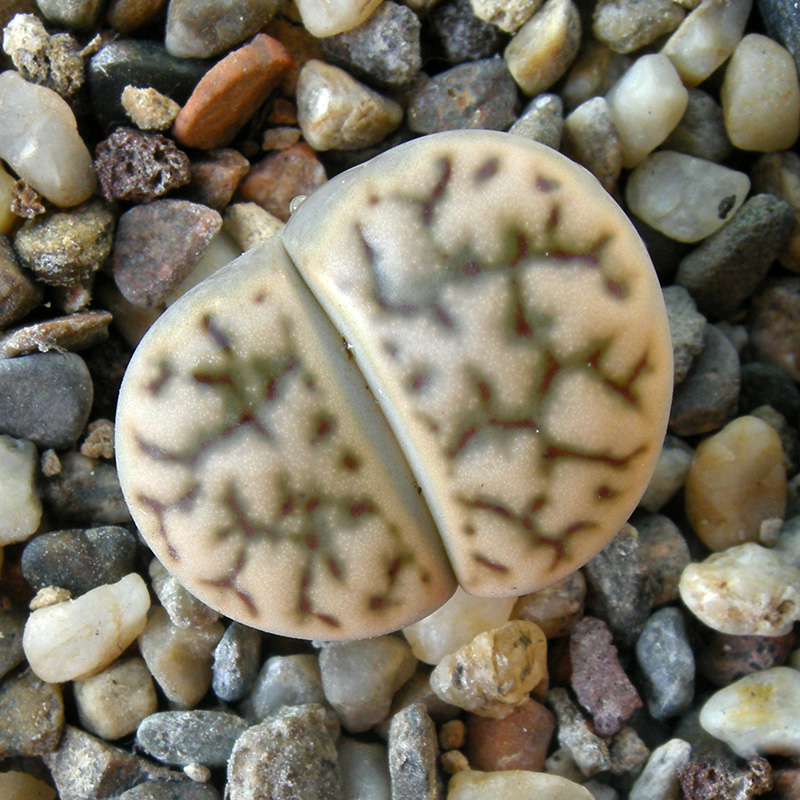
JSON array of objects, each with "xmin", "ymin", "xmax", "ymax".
[{"xmin": 388, "ymin": 703, "xmax": 443, "ymax": 800}]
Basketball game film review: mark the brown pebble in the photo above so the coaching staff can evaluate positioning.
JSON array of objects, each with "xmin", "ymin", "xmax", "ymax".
[
  {"xmin": 107, "ymin": 0, "xmax": 168, "ymax": 32},
  {"xmin": 569, "ymin": 616, "xmax": 642, "ymax": 737},
  {"xmin": 679, "ymin": 753, "xmax": 772, "ymax": 800},
  {"xmin": 172, "ymin": 34, "xmax": 293, "ymax": 149},
  {"xmin": 80, "ymin": 419, "xmax": 115, "ymax": 460},
  {"xmin": 465, "ymin": 697, "xmax": 555, "ymax": 772},
  {"xmin": 111, "ymin": 199, "xmax": 222, "ymax": 306},
  {"xmin": 696, "ymin": 629, "xmax": 794, "ymax": 686},
  {"xmin": 749, "ymin": 277, "xmax": 800, "ymax": 382},
  {"xmin": 267, "ymin": 97, "xmax": 298, "ymax": 125},
  {"xmin": 439, "ymin": 719, "xmax": 466, "ymax": 750},
  {"xmin": 185, "ymin": 149, "xmax": 251, "ymax": 211},
  {"xmin": 0, "ymin": 311, "xmax": 112, "ymax": 358},
  {"xmin": 10, "ymin": 180, "xmax": 45, "ymax": 219},
  {"xmin": 0, "ymin": 235, "xmax": 43, "ymax": 328},
  {"xmin": 262, "ymin": 126, "xmax": 302, "ymax": 150},
  {"xmin": 238, "ymin": 142, "xmax": 326, "ymax": 221},
  {"xmin": 440, "ymin": 750, "xmax": 470, "ymax": 774}
]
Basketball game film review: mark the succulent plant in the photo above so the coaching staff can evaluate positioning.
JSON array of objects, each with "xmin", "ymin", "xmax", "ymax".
[{"xmin": 115, "ymin": 130, "xmax": 673, "ymax": 640}]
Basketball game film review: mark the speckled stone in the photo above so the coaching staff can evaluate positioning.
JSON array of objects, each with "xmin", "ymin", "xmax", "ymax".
[
  {"xmin": 388, "ymin": 703, "xmax": 443, "ymax": 800},
  {"xmin": 678, "ymin": 751, "xmax": 772, "ymax": 800},
  {"xmin": 21, "ymin": 526, "xmax": 137, "ymax": 596},
  {"xmin": 547, "ymin": 687, "xmax": 611, "ymax": 776},
  {"xmin": 508, "ymin": 93, "xmax": 564, "ymax": 149},
  {"xmin": 211, "ymin": 622, "xmax": 262, "ymax": 703},
  {"xmin": 408, "ymin": 58, "xmax": 518, "ymax": 133},
  {"xmin": 148, "ymin": 559, "xmax": 220, "ymax": 629},
  {"xmin": 664, "ymin": 88, "xmax": 733, "ymax": 163},
  {"xmin": 663, "ymin": 285, "xmax": 706, "ymax": 385},
  {"xmin": 13, "ymin": 199, "xmax": 115, "ymax": 286},
  {"xmin": 676, "ymin": 194, "xmax": 796, "ymax": 319},
  {"xmin": 429, "ymin": 0, "xmax": 506, "ymax": 64},
  {"xmin": 757, "ymin": 0, "xmax": 800, "ymax": 75},
  {"xmin": 112, "ymin": 200, "xmax": 222, "ymax": 307},
  {"xmin": 35, "ymin": 0, "xmax": 104, "ymax": 27},
  {"xmin": 321, "ymin": 1, "xmax": 422, "ymax": 88},
  {"xmin": 116, "ymin": 781, "xmax": 221, "ymax": 800},
  {"xmin": 697, "ymin": 630, "xmax": 794, "ymax": 686},
  {"xmin": 0, "ymin": 601, "xmax": 26, "ymax": 681},
  {"xmin": 637, "ymin": 514, "xmax": 692, "ymax": 607},
  {"xmin": 592, "ymin": 0, "xmax": 684, "ymax": 54},
  {"xmin": 669, "ymin": 324, "xmax": 740, "ymax": 437},
  {"xmin": 748, "ymin": 277, "xmax": 800, "ymax": 381},
  {"xmin": 0, "ymin": 669, "xmax": 64, "ymax": 757},
  {"xmin": 0, "ymin": 234, "xmax": 42, "ymax": 327},
  {"xmin": 184, "ymin": 149, "xmax": 250, "ymax": 212}
]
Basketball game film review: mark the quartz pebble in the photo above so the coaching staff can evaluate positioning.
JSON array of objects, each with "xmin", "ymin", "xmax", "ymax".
[
  {"xmin": 511, "ymin": 571, "xmax": 585, "ymax": 638},
  {"xmin": 700, "ymin": 667, "xmax": 800, "ymax": 758},
  {"xmin": 697, "ymin": 629, "xmax": 794, "ymax": 686},
  {"xmin": 402, "ymin": 586, "xmax": 515, "ymax": 665},
  {"xmin": 749, "ymin": 277, "xmax": 800, "ymax": 381},
  {"xmin": 592, "ymin": 0, "xmax": 685, "ymax": 54},
  {"xmin": 605, "ymin": 54, "xmax": 687, "ymax": 168},
  {"xmin": 0, "ymin": 69, "xmax": 96, "ymax": 206},
  {"xmin": 508, "ymin": 93, "xmax": 564, "ymax": 149},
  {"xmin": 625, "ymin": 151, "xmax": 749, "ymax": 242},
  {"xmin": 429, "ymin": 620, "xmax": 547, "ymax": 718},
  {"xmin": 0, "ymin": 435, "xmax": 40, "ymax": 545},
  {"xmin": 0, "ymin": 668, "xmax": 64, "ymax": 756},
  {"xmin": 721, "ymin": 33, "xmax": 800, "ymax": 152},
  {"xmin": 679, "ymin": 542, "xmax": 800, "ymax": 635},
  {"xmin": 504, "ymin": 0, "xmax": 582, "ymax": 96},
  {"xmin": 388, "ymin": 703, "xmax": 443, "ymax": 800},
  {"xmin": 338, "ymin": 738, "xmax": 391, "ymax": 800},
  {"xmin": 685, "ymin": 415, "xmax": 787, "ymax": 551},
  {"xmin": 296, "ymin": 59, "xmax": 403, "ymax": 151},
  {"xmin": 138, "ymin": 607, "xmax": 224, "ymax": 709},
  {"xmin": 0, "ymin": 771, "xmax": 56, "ymax": 800},
  {"xmin": 122, "ymin": 86, "xmax": 181, "ymax": 131},
  {"xmin": 211, "ymin": 622, "xmax": 262, "ymax": 703},
  {"xmin": 429, "ymin": 0, "xmax": 505, "ymax": 64},
  {"xmin": 629, "ymin": 738, "xmax": 691, "ymax": 800},
  {"xmin": 319, "ymin": 635, "xmax": 417, "ymax": 732},
  {"xmin": 448, "ymin": 770, "xmax": 593, "ymax": 800},
  {"xmin": 226, "ymin": 704, "xmax": 344, "ymax": 800},
  {"xmin": 23, "ymin": 573, "xmax": 151, "ymax": 683},
  {"xmin": 663, "ymin": 88, "xmax": 732, "ymax": 163},
  {"xmin": 149, "ymin": 559, "xmax": 220, "ymax": 629},
  {"xmin": 73, "ymin": 657, "xmax": 158, "ymax": 741},
  {"xmin": 662, "ymin": 0, "xmax": 753, "ymax": 86}
]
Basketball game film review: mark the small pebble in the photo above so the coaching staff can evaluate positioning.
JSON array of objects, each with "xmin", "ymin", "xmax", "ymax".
[
  {"xmin": 116, "ymin": 781, "xmax": 222, "ymax": 800},
  {"xmin": 560, "ymin": 40, "xmax": 630, "ymax": 112},
  {"xmin": 388, "ymin": 703, "xmax": 443, "ymax": 800},
  {"xmin": 449, "ymin": 770, "xmax": 593, "ymax": 800},
  {"xmin": 73, "ymin": 657, "xmax": 158, "ymax": 741},
  {"xmin": 377, "ymin": 668, "xmax": 461, "ymax": 736},
  {"xmin": 80, "ymin": 418, "xmax": 114, "ymax": 460},
  {"xmin": 721, "ymin": 33, "xmax": 800, "ymax": 152},
  {"xmin": 592, "ymin": 0, "xmax": 685, "ymax": 54},
  {"xmin": 466, "ymin": 697, "xmax": 555, "ymax": 771},
  {"xmin": 319, "ymin": 634, "xmax": 417, "ymax": 732},
  {"xmin": 662, "ymin": 0, "xmax": 752, "ymax": 86},
  {"xmin": 669, "ymin": 324, "xmax": 740, "ymax": 436},
  {"xmin": 429, "ymin": 620, "xmax": 547, "ymax": 718},
  {"xmin": 749, "ymin": 277, "xmax": 800, "ymax": 381},
  {"xmin": 226, "ymin": 704, "xmax": 344, "ymax": 800},
  {"xmin": 403, "ymin": 586, "xmax": 515, "ymax": 665},
  {"xmin": 625, "ymin": 151, "xmax": 750, "ymax": 243},
  {"xmin": 663, "ymin": 285, "xmax": 706, "ymax": 384},
  {"xmin": 211, "ymin": 622, "xmax": 262, "ymax": 703},
  {"xmin": 0, "ymin": 435, "xmax": 40, "ymax": 545},
  {"xmin": 700, "ymin": 666, "xmax": 800, "ymax": 758},
  {"xmin": 470, "ymin": 0, "xmax": 541, "ymax": 32},
  {"xmin": 321, "ymin": 1, "xmax": 422, "ymax": 88},
  {"xmin": 685, "ymin": 415, "xmax": 787, "ymax": 551},
  {"xmin": 429, "ymin": 0, "xmax": 506, "ymax": 64},
  {"xmin": 0, "ymin": 69, "xmax": 96, "ymax": 206},
  {"xmin": 238, "ymin": 143, "xmax": 327, "ymax": 221},
  {"xmin": 296, "ymin": 59, "xmax": 403, "ymax": 151},
  {"xmin": 0, "ymin": 668, "xmax": 64, "ymax": 757},
  {"xmin": 185, "ymin": 149, "xmax": 250, "ymax": 212},
  {"xmin": 36, "ymin": 0, "xmax": 104, "ymax": 28},
  {"xmin": 608, "ymin": 726, "xmax": 650, "ymax": 780},
  {"xmin": 0, "ymin": 601, "xmax": 26, "ymax": 681},
  {"xmin": 511, "ymin": 570, "xmax": 585, "ymax": 638},
  {"xmin": 605, "ymin": 53, "xmax": 687, "ymax": 168},
  {"xmin": 112, "ymin": 199, "xmax": 222, "ymax": 307},
  {"xmin": 0, "ymin": 771, "xmax": 56, "ymax": 800},
  {"xmin": 696, "ymin": 629, "xmax": 794, "ymax": 686},
  {"xmin": 172, "ymin": 34, "xmax": 292, "ymax": 150},
  {"xmin": 0, "ymin": 351, "xmax": 93, "ymax": 449},
  {"xmin": 663, "ymin": 88, "xmax": 732, "ymax": 163},
  {"xmin": 106, "ymin": 0, "xmax": 169, "ymax": 33},
  {"xmin": 679, "ymin": 542, "xmax": 800, "ymax": 636},
  {"xmin": 149, "ymin": 559, "xmax": 220, "ymax": 629},
  {"xmin": 23, "ymin": 573, "xmax": 151, "ymax": 683},
  {"xmin": 223, "ymin": 202, "xmax": 285, "ymax": 251},
  {"xmin": 629, "ymin": 738, "xmax": 691, "ymax": 800},
  {"xmin": 165, "ymin": 0, "xmax": 283, "ymax": 59},
  {"xmin": 136, "ymin": 710, "xmax": 250, "ymax": 768},
  {"xmin": 504, "ymin": 0, "xmax": 582, "ymax": 96},
  {"xmin": 680, "ymin": 752, "xmax": 772, "ymax": 800},
  {"xmin": 239, "ymin": 653, "xmax": 327, "ymax": 722},
  {"xmin": 440, "ymin": 719, "xmax": 466, "ymax": 750},
  {"xmin": 508, "ymin": 93, "xmax": 564, "ymax": 149},
  {"xmin": 408, "ymin": 57, "xmax": 518, "ymax": 133},
  {"xmin": 14, "ymin": 199, "xmax": 115, "ymax": 286},
  {"xmin": 0, "ymin": 234, "xmax": 42, "ymax": 326},
  {"xmin": 138, "ymin": 606, "xmax": 224, "ymax": 709},
  {"xmin": 547, "ymin": 688, "xmax": 612, "ymax": 776},
  {"xmin": 122, "ymin": 85, "xmax": 181, "ymax": 131},
  {"xmin": 640, "ymin": 436, "xmax": 694, "ymax": 513},
  {"xmin": 637, "ymin": 514, "xmax": 692, "ymax": 607},
  {"xmin": 338, "ymin": 738, "xmax": 391, "ymax": 800},
  {"xmin": 0, "ymin": 165, "xmax": 17, "ymax": 234},
  {"xmin": 0, "ymin": 310, "xmax": 113, "ymax": 359},
  {"xmin": 21, "ymin": 525, "xmax": 137, "ymax": 596}
]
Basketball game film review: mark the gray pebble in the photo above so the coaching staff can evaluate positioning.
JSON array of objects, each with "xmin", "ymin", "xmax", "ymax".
[
  {"xmin": 740, "ymin": 361, "xmax": 800, "ymax": 425},
  {"xmin": 429, "ymin": 0, "xmax": 506, "ymax": 64},
  {"xmin": 639, "ymin": 434, "xmax": 694, "ymax": 514},
  {"xmin": 35, "ymin": 0, "xmax": 104, "ymax": 28},
  {"xmin": 669, "ymin": 323, "xmax": 740, "ymax": 437},
  {"xmin": 509, "ymin": 93, "xmax": 563, "ymax": 148},
  {"xmin": 0, "ymin": 234, "xmax": 42, "ymax": 328},
  {"xmin": 226, "ymin": 705, "xmax": 344, "ymax": 800},
  {"xmin": 664, "ymin": 88, "xmax": 733, "ymax": 163},
  {"xmin": 116, "ymin": 782, "xmax": 221, "ymax": 800},
  {"xmin": 42, "ymin": 451, "xmax": 132, "ymax": 524},
  {"xmin": 0, "ymin": 351, "xmax": 92, "ymax": 449},
  {"xmin": 21, "ymin": 525, "xmax": 137, "ymax": 596},
  {"xmin": 547, "ymin": 687, "xmax": 611, "ymax": 776},
  {"xmin": 0, "ymin": 601, "xmax": 26, "ymax": 682},
  {"xmin": 321, "ymin": 1, "xmax": 422, "ymax": 89},
  {"xmin": 149, "ymin": 558, "xmax": 220, "ymax": 629},
  {"xmin": 408, "ymin": 57, "xmax": 519, "ymax": 134},
  {"xmin": 676, "ymin": 193, "xmax": 796, "ymax": 319},
  {"xmin": 0, "ymin": 669, "xmax": 64, "ymax": 757},
  {"xmin": 388, "ymin": 703, "xmax": 443, "ymax": 800},
  {"xmin": 636, "ymin": 514, "xmax": 692, "ymax": 608},
  {"xmin": 592, "ymin": 0, "xmax": 685, "ymax": 54},
  {"xmin": 663, "ymin": 284, "xmax": 707, "ymax": 385},
  {"xmin": 136, "ymin": 710, "xmax": 250, "ymax": 768},
  {"xmin": 636, "ymin": 607, "xmax": 695, "ymax": 720},
  {"xmin": 212, "ymin": 622, "xmax": 262, "ymax": 703}
]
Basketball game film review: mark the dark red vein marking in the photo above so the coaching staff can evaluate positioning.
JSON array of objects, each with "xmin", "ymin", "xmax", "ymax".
[{"xmin": 422, "ymin": 156, "xmax": 452, "ymax": 224}]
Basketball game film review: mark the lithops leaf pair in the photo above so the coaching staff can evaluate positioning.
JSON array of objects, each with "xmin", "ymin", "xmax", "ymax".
[{"xmin": 116, "ymin": 130, "xmax": 673, "ymax": 640}]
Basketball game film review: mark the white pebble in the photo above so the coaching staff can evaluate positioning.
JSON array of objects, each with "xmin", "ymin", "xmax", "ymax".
[
  {"xmin": 661, "ymin": 0, "xmax": 752, "ymax": 86},
  {"xmin": 0, "ymin": 69, "xmax": 96, "ymax": 207},
  {"xmin": 22, "ymin": 573, "xmax": 151, "ymax": 683},
  {"xmin": 629, "ymin": 738, "xmax": 691, "ymax": 800},
  {"xmin": 700, "ymin": 667, "xmax": 800, "ymax": 758},
  {"xmin": 679, "ymin": 542, "xmax": 800, "ymax": 636},
  {"xmin": 338, "ymin": 738, "xmax": 391, "ymax": 800},
  {"xmin": 448, "ymin": 770, "xmax": 593, "ymax": 799},
  {"xmin": 471, "ymin": 0, "xmax": 543, "ymax": 32},
  {"xmin": 0, "ymin": 435, "xmax": 41, "ymax": 546},
  {"xmin": 625, "ymin": 151, "xmax": 750, "ymax": 242},
  {"xmin": 402, "ymin": 586, "xmax": 515, "ymax": 665},
  {"xmin": 605, "ymin": 53, "xmax": 687, "ymax": 168},
  {"xmin": 721, "ymin": 33, "xmax": 800, "ymax": 152},
  {"xmin": 295, "ymin": 0, "xmax": 383, "ymax": 36}
]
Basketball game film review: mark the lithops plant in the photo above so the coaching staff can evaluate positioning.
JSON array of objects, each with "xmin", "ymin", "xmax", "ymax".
[{"xmin": 116, "ymin": 130, "xmax": 673, "ymax": 640}]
